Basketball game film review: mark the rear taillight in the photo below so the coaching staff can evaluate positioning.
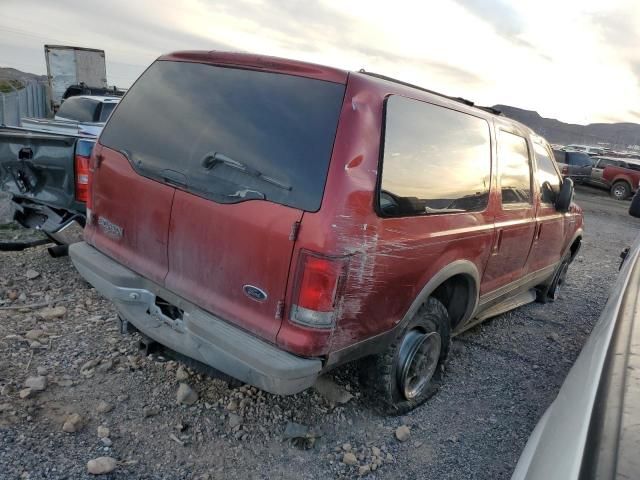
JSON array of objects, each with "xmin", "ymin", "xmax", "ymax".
[
  {"xmin": 74, "ymin": 153, "xmax": 90, "ymax": 203},
  {"xmin": 290, "ymin": 251, "xmax": 348, "ymax": 329},
  {"xmin": 75, "ymin": 138, "xmax": 96, "ymax": 212}
]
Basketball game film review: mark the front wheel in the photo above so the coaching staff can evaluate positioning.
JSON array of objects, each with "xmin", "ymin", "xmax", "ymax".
[
  {"xmin": 360, "ymin": 297, "xmax": 450, "ymax": 415},
  {"xmin": 536, "ymin": 254, "xmax": 571, "ymax": 303},
  {"xmin": 611, "ymin": 181, "xmax": 631, "ymax": 200}
]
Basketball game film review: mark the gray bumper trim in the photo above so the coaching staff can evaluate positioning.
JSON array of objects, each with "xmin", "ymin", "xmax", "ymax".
[{"xmin": 69, "ymin": 242, "xmax": 321, "ymax": 395}]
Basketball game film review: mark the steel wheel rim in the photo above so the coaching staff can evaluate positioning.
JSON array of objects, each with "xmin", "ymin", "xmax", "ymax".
[
  {"xmin": 613, "ymin": 185, "xmax": 626, "ymax": 199},
  {"xmin": 397, "ymin": 330, "xmax": 441, "ymax": 400}
]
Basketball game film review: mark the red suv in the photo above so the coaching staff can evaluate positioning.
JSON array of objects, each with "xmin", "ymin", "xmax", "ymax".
[{"xmin": 70, "ymin": 51, "xmax": 583, "ymax": 413}]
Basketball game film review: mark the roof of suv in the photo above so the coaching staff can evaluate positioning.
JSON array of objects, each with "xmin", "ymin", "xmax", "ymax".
[
  {"xmin": 159, "ymin": 51, "xmax": 349, "ymax": 84},
  {"xmin": 159, "ymin": 50, "xmax": 532, "ymax": 134}
]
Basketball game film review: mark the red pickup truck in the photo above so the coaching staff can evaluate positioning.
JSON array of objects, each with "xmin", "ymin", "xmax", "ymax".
[{"xmin": 602, "ymin": 164, "xmax": 640, "ymax": 200}]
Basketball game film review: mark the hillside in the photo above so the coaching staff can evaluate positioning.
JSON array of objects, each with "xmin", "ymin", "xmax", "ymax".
[
  {"xmin": 494, "ymin": 104, "xmax": 640, "ymax": 149},
  {"xmin": 0, "ymin": 66, "xmax": 47, "ymax": 92},
  {"xmin": 0, "ymin": 66, "xmax": 47, "ymax": 84}
]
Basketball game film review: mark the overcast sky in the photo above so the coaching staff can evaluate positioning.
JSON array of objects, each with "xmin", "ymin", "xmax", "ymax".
[{"xmin": 1, "ymin": 0, "xmax": 638, "ymax": 125}]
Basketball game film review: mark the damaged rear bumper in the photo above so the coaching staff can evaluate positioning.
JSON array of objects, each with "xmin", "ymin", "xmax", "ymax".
[
  {"xmin": 13, "ymin": 199, "xmax": 85, "ymax": 244},
  {"xmin": 69, "ymin": 241, "xmax": 322, "ymax": 395}
]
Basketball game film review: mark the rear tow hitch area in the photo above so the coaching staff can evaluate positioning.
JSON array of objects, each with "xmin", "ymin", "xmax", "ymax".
[
  {"xmin": 149, "ymin": 296, "xmax": 185, "ymax": 333},
  {"xmin": 116, "ymin": 312, "xmax": 241, "ymax": 387}
]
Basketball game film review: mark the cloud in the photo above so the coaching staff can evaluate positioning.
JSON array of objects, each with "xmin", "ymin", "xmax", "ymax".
[
  {"xmin": 342, "ymin": 45, "xmax": 485, "ymax": 86},
  {"xmin": 450, "ymin": 0, "xmax": 542, "ymax": 53},
  {"xmin": 588, "ymin": 8, "xmax": 640, "ymax": 87},
  {"xmin": 194, "ymin": 0, "xmax": 486, "ymax": 86},
  {"xmin": 1, "ymin": 0, "xmax": 639, "ymax": 124}
]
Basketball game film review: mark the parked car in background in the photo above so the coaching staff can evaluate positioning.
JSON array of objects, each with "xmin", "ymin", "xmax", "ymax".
[
  {"xmin": 552, "ymin": 149, "xmax": 593, "ymax": 182},
  {"xmin": 563, "ymin": 144, "xmax": 605, "ymax": 156},
  {"xmin": 0, "ymin": 127, "xmax": 93, "ymax": 249},
  {"xmin": 602, "ymin": 164, "xmax": 640, "ymax": 200},
  {"xmin": 585, "ymin": 156, "xmax": 640, "ymax": 199},
  {"xmin": 511, "ymin": 213, "xmax": 640, "ymax": 480},
  {"xmin": 19, "ymin": 95, "xmax": 120, "ymax": 137},
  {"xmin": 70, "ymin": 51, "xmax": 583, "ymax": 414},
  {"xmin": 0, "ymin": 95, "xmax": 119, "ymax": 250}
]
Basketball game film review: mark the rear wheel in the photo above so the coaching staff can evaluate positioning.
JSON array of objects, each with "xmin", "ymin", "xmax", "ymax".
[
  {"xmin": 360, "ymin": 297, "xmax": 450, "ymax": 415},
  {"xmin": 611, "ymin": 181, "xmax": 631, "ymax": 200},
  {"xmin": 536, "ymin": 253, "xmax": 571, "ymax": 303}
]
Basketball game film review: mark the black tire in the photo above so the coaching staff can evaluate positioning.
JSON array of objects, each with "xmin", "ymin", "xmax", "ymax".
[
  {"xmin": 360, "ymin": 297, "xmax": 450, "ymax": 415},
  {"xmin": 536, "ymin": 254, "xmax": 571, "ymax": 303},
  {"xmin": 611, "ymin": 181, "xmax": 631, "ymax": 200}
]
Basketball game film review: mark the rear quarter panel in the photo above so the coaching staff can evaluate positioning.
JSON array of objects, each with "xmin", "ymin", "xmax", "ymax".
[
  {"xmin": 277, "ymin": 75, "xmax": 499, "ymax": 356},
  {"xmin": 603, "ymin": 166, "xmax": 640, "ymax": 190}
]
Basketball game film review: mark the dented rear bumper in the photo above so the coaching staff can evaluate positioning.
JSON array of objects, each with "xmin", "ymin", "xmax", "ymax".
[{"xmin": 69, "ymin": 241, "xmax": 322, "ymax": 395}]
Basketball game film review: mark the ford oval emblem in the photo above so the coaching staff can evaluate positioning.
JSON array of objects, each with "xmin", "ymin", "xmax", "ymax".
[{"xmin": 243, "ymin": 285, "xmax": 268, "ymax": 302}]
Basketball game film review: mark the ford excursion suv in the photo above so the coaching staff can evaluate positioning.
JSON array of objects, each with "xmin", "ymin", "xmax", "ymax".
[{"xmin": 69, "ymin": 51, "xmax": 583, "ymax": 414}]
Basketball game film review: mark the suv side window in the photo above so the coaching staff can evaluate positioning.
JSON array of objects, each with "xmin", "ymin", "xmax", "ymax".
[
  {"xmin": 533, "ymin": 142, "xmax": 561, "ymax": 204},
  {"xmin": 598, "ymin": 158, "xmax": 621, "ymax": 168},
  {"xmin": 98, "ymin": 102, "xmax": 117, "ymax": 122},
  {"xmin": 378, "ymin": 96, "xmax": 491, "ymax": 217},
  {"xmin": 498, "ymin": 130, "xmax": 532, "ymax": 205}
]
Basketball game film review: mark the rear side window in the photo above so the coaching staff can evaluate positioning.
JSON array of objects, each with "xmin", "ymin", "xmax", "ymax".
[
  {"xmin": 566, "ymin": 152, "xmax": 592, "ymax": 167},
  {"xmin": 98, "ymin": 102, "xmax": 117, "ymax": 122},
  {"xmin": 99, "ymin": 61, "xmax": 345, "ymax": 211},
  {"xmin": 378, "ymin": 96, "xmax": 491, "ymax": 216},
  {"xmin": 598, "ymin": 158, "xmax": 621, "ymax": 168},
  {"xmin": 533, "ymin": 142, "xmax": 561, "ymax": 204},
  {"xmin": 57, "ymin": 97, "xmax": 99, "ymax": 122},
  {"xmin": 627, "ymin": 163, "xmax": 640, "ymax": 171},
  {"xmin": 552, "ymin": 150, "xmax": 566, "ymax": 163},
  {"xmin": 498, "ymin": 131, "xmax": 531, "ymax": 205}
]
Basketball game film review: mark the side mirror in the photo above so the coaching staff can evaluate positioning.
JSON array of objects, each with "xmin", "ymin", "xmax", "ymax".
[
  {"xmin": 555, "ymin": 177, "xmax": 574, "ymax": 212},
  {"xmin": 629, "ymin": 192, "xmax": 640, "ymax": 218}
]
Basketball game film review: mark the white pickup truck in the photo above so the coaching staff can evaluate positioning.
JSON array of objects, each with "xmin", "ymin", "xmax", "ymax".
[{"xmin": 20, "ymin": 95, "xmax": 120, "ymax": 137}]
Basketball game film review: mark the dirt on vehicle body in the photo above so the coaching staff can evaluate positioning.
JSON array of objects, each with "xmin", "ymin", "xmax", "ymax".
[{"xmin": 70, "ymin": 51, "xmax": 584, "ymax": 414}]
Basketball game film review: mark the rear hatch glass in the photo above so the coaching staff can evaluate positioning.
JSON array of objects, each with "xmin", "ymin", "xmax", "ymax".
[
  {"xmin": 56, "ymin": 97, "xmax": 99, "ymax": 122},
  {"xmin": 99, "ymin": 61, "xmax": 346, "ymax": 212}
]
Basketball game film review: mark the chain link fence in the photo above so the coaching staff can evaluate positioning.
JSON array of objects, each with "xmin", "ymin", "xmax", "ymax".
[{"xmin": 0, "ymin": 82, "xmax": 49, "ymax": 126}]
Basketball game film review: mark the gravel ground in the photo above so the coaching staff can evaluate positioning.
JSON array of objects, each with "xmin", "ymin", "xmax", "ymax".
[
  {"xmin": 0, "ymin": 192, "xmax": 13, "ymax": 225},
  {"xmin": 0, "ymin": 185, "xmax": 638, "ymax": 479}
]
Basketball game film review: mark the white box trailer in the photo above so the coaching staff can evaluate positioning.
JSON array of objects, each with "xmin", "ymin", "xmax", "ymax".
[{"xmin": 44, "ymin": 45, "xmax": 107, "ymax": 111}]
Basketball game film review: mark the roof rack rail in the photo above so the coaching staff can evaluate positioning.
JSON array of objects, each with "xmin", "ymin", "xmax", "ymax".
[{"xmin": 357, "ymin": 69, "xmax": 501, "ymax": 116}]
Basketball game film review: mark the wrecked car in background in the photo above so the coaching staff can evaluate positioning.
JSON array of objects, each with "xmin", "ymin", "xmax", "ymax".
[
  {"xmin": 70, "ymin": 51, "xmax": 583, "ymax": 414},
  {"xmin": 0, "ymin": 95, "xmax": 119, "ymax": 253}
]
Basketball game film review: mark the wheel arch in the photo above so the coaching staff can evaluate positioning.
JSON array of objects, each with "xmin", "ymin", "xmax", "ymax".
[
  {"xmin": 400, "ymin": 260, "xmax": 480, "ymax": 331},
  {"xmin": 611, "ymin": 178, "xmax": 632, "ymax": 197},
  {"xmin": 565, "ymin": 229, "xmax": 583, "ymax": 261}
]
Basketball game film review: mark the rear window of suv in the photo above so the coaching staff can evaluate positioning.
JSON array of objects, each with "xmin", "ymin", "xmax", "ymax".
[
  {"xmin": 99, "ymin": 61, "xmax": 346, "ymax": 212},
  {"xmin": 378, "ymin": 96, "xmax": 491, "ymax": 216},
  {"xmin": 57, "ymin": 97, "xmax": 99, "ymax": 122}
]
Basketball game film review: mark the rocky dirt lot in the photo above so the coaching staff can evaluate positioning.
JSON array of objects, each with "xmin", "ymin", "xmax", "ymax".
[{"xmin": 0, "ymin": 186, "xmax": 638, "ymax": 480}]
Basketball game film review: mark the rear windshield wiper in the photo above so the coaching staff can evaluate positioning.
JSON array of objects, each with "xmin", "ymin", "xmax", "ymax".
[{"xmin": 201, "ymin": 152, "xmax": 292, "ymax": 191}]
